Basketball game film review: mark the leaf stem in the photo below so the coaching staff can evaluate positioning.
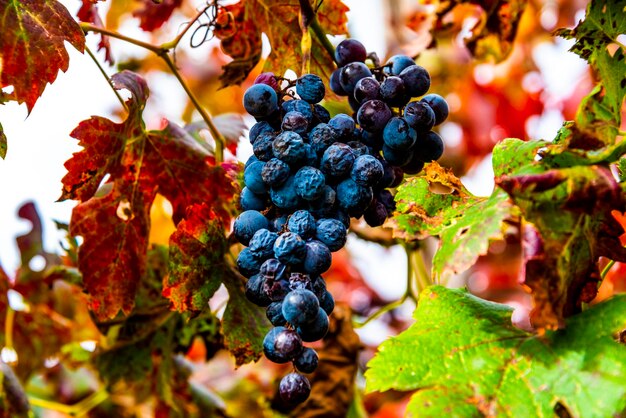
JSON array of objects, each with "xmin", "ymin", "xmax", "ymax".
[
  {"xmin": 160, "ymin": 54, "xmax": 225, "ymax": 163},
  {"xmin": 353, "ymin": 295, "xmax": 407, "ymax": 328},
  {"xmin": 84, "ymin": 45, "xmax": 127, "ymax": 111},
  {"xmin": 601, "ymin": 260, "xmax": 616, "ymax": 279},
  {"xmin": 80, "ymin": 23, "xmax": 162, "ymax": 54},
  {"xmin": 309, "ymin": 18, "xmax": 337, "ymax": 65}
]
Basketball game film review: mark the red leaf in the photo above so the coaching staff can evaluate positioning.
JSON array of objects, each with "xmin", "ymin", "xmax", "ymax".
[
  {"xmin": 0, "ymin": 0, "xmax": 85, "ymax": 112},
  {"xmin": 163, "ymin": 203, "xmax": 228, "ymax": 314},
  {"xmin": 133, "ymin": 0, "xmax": 182, "ymax": 32},
  {"xmin": 70, "ymin": 181, "xmax": 154, "ymax": 319},
  {"xmin": 63, "ymin": 71, "xmax": 239, "ymax": 319},
  {"xmin": 77, "ymin": 1, "xmax": 114, "ymax": 64}
]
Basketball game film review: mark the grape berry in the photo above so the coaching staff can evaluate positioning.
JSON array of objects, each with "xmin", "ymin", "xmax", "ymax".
[{"xmin": 235, "ymin": 39, "xmax": 447, "ymax": 407}]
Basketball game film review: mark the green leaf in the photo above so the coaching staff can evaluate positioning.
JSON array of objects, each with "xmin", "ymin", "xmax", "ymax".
[
  {"xmin": 222, "ymin": 271, "xmax": 271, "ymax": 366},
  {"xmin": 618, "ymin": 156, "xmax": 626, "ymax": 182},
  {"xmin": 390, "ymin": 163, "xmax": 513, "ymax": 282},
  {"xmin": 555, "ymin": 0, "xmax": 626, "ymax": 144},
  {"xmin": 365, "ymin": 286, "xmax": 626, "ymax": 418},
  {"xmin": 492, "ymin": 138, "xmax": 548, "ymax": 177}
]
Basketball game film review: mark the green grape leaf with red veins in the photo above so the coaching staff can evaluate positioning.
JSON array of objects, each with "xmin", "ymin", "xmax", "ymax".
[
  {"xmin": 389, "ymin": 162, "xmax": 513, "ymax": 283},
  {"xmin": 555, "ymin": 0, "xmax": 626, "ymax": 145},
  {"xmin": 133, "ymin": 0, "xmax": 182, "ymax": 32},
  {"xmin": 366, "ymin": 286, "xmax": 626, "ymax": 418},
  {"xmin": 493, "ymin": 138, "xmax": 626, "ymax": 330},
  {"xmin": 217, "ymin": 0, "xmax": 348, "ymax": 87},
  {"xmin": 222, "ymin": 271, "xmax": 271, "ymax": 366},
  {"xmin": 164, "ymin": 204, "xmax": 229, "ymax": 314},
  {"xmin": 63, "ymin": 71, "xmax": 239, "ymax": 319},
  {"xmin": 433, "ymin": 0, "xmax": 527, "ymax": 62},
  {"xmin": 0, "ymin": 0, "xmax": 85, "ymax": 112}
]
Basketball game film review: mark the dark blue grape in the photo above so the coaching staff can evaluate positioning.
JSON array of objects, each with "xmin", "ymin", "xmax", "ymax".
[
  {"xmin": 249, "ymin": 121, "xmax": 274, "ymax": 144},
  {"xmin": 263, "ymin": 327, "xmax": 302, "ymax": 363},
  {"xmin": 421, "ymin": 94, "xmax": 449, "ymax": 125},
  {"xmin": 335, "ymin": 39, "xmax": 367, "ymax": 66},
  {"xmin": 307, "ymin": 185, "xmax": 337, "ymax": 218},
  {"xmin": 270, "ymin": 215, "xmax": 288, "ymax": 233},
  {"xmin": 240, "ymin": 187, "xmax": 267, "ymax": 211},
  {"xmin": 260, "ymin": 258, "xmax": 287, "ymax": 278},
  {"xmin": 315, "ymin": 218, "xmax": 347, "ymax": 252},
  {"xmin": 261, "ymin": 158, "xmax": 291, "ymax": 187},
  {"xmin": 253, "ymin": 132, "xmax": 276, "ymax": 161},
  {"xmin": 383, "ymin": 117, "xmax": 417, "ymax": 150},
  {"xmin": 404, "ymin": 101, "xmax": 436, "ymax": 132},
  {"xmin": 390, "ymin": 166, "xmax": 404, "ymax": 188},
  {"xmin": 329, "ymin": 114, "xmax": 356, "ymax": 141},
  {"xmin": 273, "ymin": 131, "xmax": 307, "ymax": 166},
  {"xmin": 312, "ymin": 104, "xmax": 331, "ymax": 124},
  {"xmin": 266, "ymin": 301, "xmax": 287, "ymax": 326},
  {"xmin": 319, "ymin": 289, "xmax": 335, "ymax": 315},
  {"xmin": 303, "ymin": 240, "xmax": 332, "ymax": 276},
  {"xmin": 274, "ymin": 232, "xmax": 307, "ymax": 265},
  {"xmin": 296, "ymin": 74, "xmax": 325, "ymax": 104},
  {"xmin": 288, "ymin": 272, "xmax": 312, "ymax": 292},
  {"xmin": 279, "ymin": 373, "xmax": 311, "ymax": 405},
  {"xmin": 243, "ymin": 84, "xmax": 279, "ymax": 118},
  {"xmin": 311, "ymin": 276, "xmax": 327, "ymax": 299},
  {"xmin": 399, "ymin": 65, "xmax": 430, "ymax": 97},
  {"xmin": 336, "ymin": 178, "xmax": 374, "ymax": 217},
  {"xmin": 245, "ymin": 273, "xmax": 271, "ymax": 307},
  {"xmin": 330, "ymin": 67, "xmax": 348, "ymax": 96},
  {"xmin": 294, "ymin": 347, "xmax": 319, "ymax": 374},
  {"xmin": 244, "ymin": 160, "xmax": 267, "ymax": 194},
  {"xmin": 321, "ymin": 143, "xmax": 356, "ymax": 178},
  {"xmin": 354, "ymin": 76, "xmax": 381, "ymax": 104},
  {"xmin": 244, "ymin": 155, "xmax": 259, "ymax": 169},
  {"xmin": 403, "ymin": 152, "xmax": 426, "ymax": 175},
  {"xmin": 364, "ymin": 199, "xmax": 388, "ymax": 227},
  {"xmin": 351, "ymin": 154, "xmax": 384, "ymax": 186},
  {"xmin": 294, "ymin": 166, "xmax": 326, "ymax": 201},
  {"xmin": 380, "ymin": 76, "xmax": 409, "ymax": 107},
  {"xmin": 309, "ymin": 123, "xmax": 339, "ymax": 157},
  {"xmin": 357, "ymin": 100, "xmax": 392, "ymax": 132},
  {"xmin": 237, "ymin": 247, "xmax": 263, "ymax": 278},
  {"xmin": 329, "ymin": 209, "xmax": 351, "ymax": 229},
  {"xmin": 233, "ymin": 210, "xmax": 269, "ymax": 245},
  {"xmin": 281, "ymin": 99, "xmax": 313, "ymax": 123},
  {"xmin": 414, "ymin": 131, "xmax": 444, "ymax": 162},
  {"xmin": 287, "ymin": 210, "xmax": 317, "ymax": 238},
  {"xmin": 339, "ymin": 62, "xmax": 372, "ymax": 93},
  {"xmin": 375, "ymin": 157, "xmax": 396, "ymax": 189},
  {"xmin": 270, "ymin": 176, "xmax": 300, "ymax": 210},
  {"xmin": 360, "ymin": 130, "xmax": 383, "ymax": 149},
  {"xmin": 282, "ymin": 289, "xmax": 319, "ymax": 326},
  {"xmin": 347, "ymin": 141, "xmax": 369, "ymax": 158},
  {"xmin": 303, "ymin": 143, "xmax": 319, "ymax": 167},
  {"xmin": 385, "ymin": 54, "xmax": 416, "ymax": 75},
  {"xmin": 281, "ymin": 111, "xmax": 309, "ymax": 135},
  {"xmin": 249, "ymin": 228, "xmax": 279, "ymax": 259},
  {"xmin": 263, "ymin": 277, "xmax": 291, "ymax": 301},
  {"xmin": 377, "ymin": 189, "xmax": 396, "ymax": 213},
  {"xmin": 296, "ymin": 308, "xmax": 329, "ymax": 342},
  {"xmin": 382, "ymin": 144, "xmax": 413, "ymax": 166}
]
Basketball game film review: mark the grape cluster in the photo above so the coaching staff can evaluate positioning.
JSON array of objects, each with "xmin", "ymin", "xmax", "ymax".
[{"xmin": 234, "ymin": 38, "xmax": 447, "ymax": 407}]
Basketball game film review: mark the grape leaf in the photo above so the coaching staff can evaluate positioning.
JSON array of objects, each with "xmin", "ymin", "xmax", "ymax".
[
  {"xmin": 217, "ymin": 0, "xmax": 348, "ymax": 87},
  {"xmin": 133, "ymin": 0, "xmax": 182, "ymax": 32},
  {"xmin": 389, "ymin": 162, "xmax": 513, "ymax": 282},
  {"xmin": 493, "ymin": 138, "xmax": 626, "ymax": 329},
  {"xmin": 555, "ymin": 0, "xmax": 626, "ymax": 144},
  {"xmin": 434, "ymin": 0, "xmax": 527, "ymax": 62},
  {"xmin": 77, "ymin": 0, "xmax": 113, "ymax": 64},
  {"xmin": 365, "ymin": 286, "xmax": 626, "ymax": 418},
  {"xmin": 222, "ymin": 271, "xmax": 271, "ymax": 366},
  {"xmin": 163, "ymin": 203, "xmax": 229, "ymax": 314},
  {"xmin": 0, "ymin": 121, "xmax": 6, "ymax": 159},
  {"xmin": 63, "ymin": 71, "xmax": 239, "ymax": 319},
  {"xmin": 0, "ymin": 0, "xmax": 85, "ymax": 112}
]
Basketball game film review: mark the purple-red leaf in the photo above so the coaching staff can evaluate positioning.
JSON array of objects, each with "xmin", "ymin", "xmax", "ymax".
[
  {"xmin": 77, "ymin": 1, "xmax": 113, "ymax": 64},
  {"xmin": 133, "ymin": 0, "xmax": 182, "ymax": 32},
  {"xmin": 0, "ymin": 0, "xmax": 85, "ymax": 112}
]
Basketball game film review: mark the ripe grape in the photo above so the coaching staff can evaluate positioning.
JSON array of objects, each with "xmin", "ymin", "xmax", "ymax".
[
  {"xmin": 334, "ymin": 39, "xmax": 367, "ymax": 66},
  {"xmin": 279, "ymin": 373, "xmax": 311, "ymax": 404}
]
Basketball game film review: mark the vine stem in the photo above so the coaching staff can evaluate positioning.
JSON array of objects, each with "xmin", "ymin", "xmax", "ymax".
[
  {"xmin": 601, "ymin": 260, "xmax": 616, "ymax": 279},
  {"xmin": 298, "ymin": 0, "xmax": 337, "ymax": 66},
  {"xmin": 80, "ymin": 23, "xmax": 225, "ymax": 163},
  {"xmin": 84, "ymin": 45, "xmax": 127, "ymax": 111},
  {"xmin": 28, "ymin": 388, "xmax": 108, "ymax": 415}
]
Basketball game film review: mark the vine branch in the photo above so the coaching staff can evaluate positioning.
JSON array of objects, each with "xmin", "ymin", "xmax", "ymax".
[
  {"xmin": 80, "ymin": 22, "xmax": 226, "ymax": 163},
  {"xmin": 84, "ymin": 45, "xmax": 127, "ymax": 111}
]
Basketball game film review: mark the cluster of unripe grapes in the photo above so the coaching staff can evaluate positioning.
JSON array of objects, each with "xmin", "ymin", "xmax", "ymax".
[{"xmin": 233, "ymin": 38, "xmax": 447, "ymax": 406}]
